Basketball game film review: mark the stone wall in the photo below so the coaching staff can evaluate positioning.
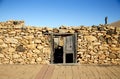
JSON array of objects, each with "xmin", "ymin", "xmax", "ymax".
[
  {"xmin": 0, "ymin": 20, "xmax": 51, "ymax": 64},
  {"xmin": 0, "ymin": 20, "xmax": 120, "ymax": 65}
]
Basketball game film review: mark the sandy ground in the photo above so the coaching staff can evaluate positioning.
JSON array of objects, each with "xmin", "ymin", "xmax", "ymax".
[
  {"xmin": 0, "ymin": 65, "xmax": 41, "ymax": 79},
  {"xmin": 0, "ymin": 64, "xmax": 120, "ymax": 79}
]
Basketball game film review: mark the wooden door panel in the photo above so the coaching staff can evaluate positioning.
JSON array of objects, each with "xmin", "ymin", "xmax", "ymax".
[{"xmin": 64, "ymin": 35, "xmax": 74, "ymax": 53}]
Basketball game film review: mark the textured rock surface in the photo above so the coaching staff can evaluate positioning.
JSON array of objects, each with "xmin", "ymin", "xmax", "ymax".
[{"xmin": 0, "ymin": 20, "xmax": 120, "ymax": 65}]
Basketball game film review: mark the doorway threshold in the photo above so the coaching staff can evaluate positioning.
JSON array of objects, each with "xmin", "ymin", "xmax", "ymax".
[{"xmin": 51, "ymin": 63, "xmax": 79, "ymax": 66}]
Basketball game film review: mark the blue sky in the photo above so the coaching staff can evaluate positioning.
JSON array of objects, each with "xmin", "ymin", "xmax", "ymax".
[{"xmin": 0, "ymin": 0, "xmax": 120, "ymax": 27}]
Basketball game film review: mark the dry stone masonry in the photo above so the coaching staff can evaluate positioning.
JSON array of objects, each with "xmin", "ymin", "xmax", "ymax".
[{"xmin": 0, "ymin": 20, "xmax": 120, "ymax": 65}]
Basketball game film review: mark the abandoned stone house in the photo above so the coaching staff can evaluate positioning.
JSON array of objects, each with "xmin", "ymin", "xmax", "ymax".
[{"xmin": 0, "ymin": 20, "xmax": 120, "ymax": 65}]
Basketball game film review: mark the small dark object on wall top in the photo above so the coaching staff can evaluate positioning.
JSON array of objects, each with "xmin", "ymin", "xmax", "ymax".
[
  {"xmin": 105, "ymin": 16, "xmax": 108, "ymax": 25},
  {"xmin": 13, "ymin": 21, "xmax": 18, "ymax": 25}
]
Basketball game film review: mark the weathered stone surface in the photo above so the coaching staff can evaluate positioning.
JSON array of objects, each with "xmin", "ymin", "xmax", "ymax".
[
  {"xmin": 53, "ymin": 28, "xmax": 59, "ymax": 33},
  {"xmin": 4, "ymin": 38, "xmax": 19, "ymax": 44},
  {"xmin": 86, "ymin": 55, "xmax": 90, "ymax": 58},
  {"xmin": 93, "ymin": 42, "xmax": 101, "ymax": 45},
  {"xmin": 26, "ymin": 53, "xmax": 33, "ymax": 58},
  {"xmin": 0, "ymin": 43, "xmax": 8, "ymax": 48},
  {"xmin": 99, "ymin": 35, "xmax": 105, "ymax": 41},
  {"xmin": 3, "ymin": 60, "xmax": 9, "ymax": 64},
  {"xmin": 27, "ymin": 44, "xmax": 36, "ymax": 49},
  {"xmin": 97, "ymin": 26, "xmax": 105, "ymax": 31},
  {"xmin": 111, "ymin": 47, "xmax": 120, "ymax": 51},
  {"xmin": 34, "ymin": 39, "xmax": 41, "ymax": 44},
  {"xmin": 36, "ymin": 57, "xmax": 42, "ymax": 62},
  {"xmin": 59, "ymin": 29, "xmax": 67, "ymax": 33},
  {"xmin": 11, "ymin": 44, "xmax": 17, "ymax": 47},
  {"xmin": 41, "ymin": 60, "xmax": 49, "ymax": 64},
  {"xmin": 99, "ymin": 54, "xmax": 106, "ymax": 60},
  {"xmin": 9, "ymin": 31, "xmax": 16, "ymax": 34},
  {"xmin": 23, "ymin": 35, "xmax": 34, "ymax": 40},
  {"xmin": 118, "ymin": 54, "xmax": 120, "ymax": 58},
  {"xmin": 93, "ymin": 60, "xmax": 98, "ymax": 64},
  {"xmin": 30, "ymin": 59, "xmax": 36, "ymax": 64},
  {"xmin": 16, "ymin": 45, "xmax": 26, "ymax": 52},
  {"xmin": 33, "ymin": 49, "xmax": 40, "ymax": 54},
  {"xmin": 109, "ymin": 53, "xmax": 117, "ymax": 59},
  {"xmin": 89, "ymin": 51, "xmax": 95, "ymax": 55},
  {"xmin": 17, "ymin": 58, "xmax": 24, "ymax": 64},
  {"xmin": 115, "ymin": 59, "xmax": 120, "ymax": 64},
  {"xmin": 106, "ymin": 29, "xmax": 117, "ymax": 35},
  {"xmin": 9, "ymin": 61, "xmax": 14, "ymax": 64},
  {"xmin": 14, "ymin": 36, "xmax": 22, "ymax": 40},
  {"xmin": 0, "ymin": 39, "xmax": 4, "ymax": 45},
  {"xmin": 106, "ymin": 37, "xmax": 112, "ymax": 44},
  {"xmin": 118, "ymin": 36, "xmax": 120, "ymax": 43},
  {"xmin": 13, "ymin": 54, "xmax": 20, "ymax": 58},
  {"xmin": 111, "ymin": 59, "xmax": 118, "ymax": 65},
  {"xmin": 37, "ymin": 45, "xmax": 43, "ymax": 50},
  {"xmin": 99, "ymin": 46, "xmax": 108, "ymax": 50},
  {"xmin": 88, "ymin": 46, "xmax": 93, "ymax": 50},
  {"xmin": 0, "ymin": 47, "xmax": 2, "ymax": 52},
  {"xmin": 8, "ymin": 48, "xmax": 15, "ymax": 52},
  {"xmin": 112, "ymin": 40, "xmax": 118, "ymax": 44},
  {"xmin": 67, "ymin": 29, "xmax": 74, "ymax": 33},
  {"xmin": 84, "ymin": 35, "xmax": 97, "ymax": 42},
  {"xmin": 0, "ymin": 54, "xmax": 4, "ymax": 58},
  {"xmin": 79, "ymin": 49, "xmax": 87, "ymax": 52}
]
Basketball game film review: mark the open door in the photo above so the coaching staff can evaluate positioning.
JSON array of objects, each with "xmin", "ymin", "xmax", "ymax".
[
  {"xmin": 50, "ymin": 33, "xmax": 77, "ymax": 64},
  {"xmin": 53, "ymin": 37, "xmax": 63, "ymax": 63}
]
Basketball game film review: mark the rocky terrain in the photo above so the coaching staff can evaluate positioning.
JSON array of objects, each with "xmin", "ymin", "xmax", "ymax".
[
  {"xmin": 0, "ymin": 20, "xmax": 120, "ymax": 65},
  {"xmin": 110, "ymin": 20, "xmax": 120, "ymax": 27}
]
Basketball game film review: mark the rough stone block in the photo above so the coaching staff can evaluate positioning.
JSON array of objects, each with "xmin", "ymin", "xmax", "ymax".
[
  {"xmin": 4, "ymin": 38, "xmax": 19, "ymax": 44},
  {"xmin": 109, "ymin": 53, "xmax": 117, "ymax": 59},
  {"xmin": 111, "ymin": 48, "xmax": 120, "ymax": 51},
  {"xmin": 84, "ymin": 35, "xmax": 97, "ymax": 42},
  {"xmin": 16, "ymin": 45, "xmax": 26, "ymax": 52},
  {"xmin": 13, "ymin": 54, "xmax": 20, "ymax": 58},
  {"xmin": 0, "ymin": 54, "xmax": 4, "ymax": 58}
]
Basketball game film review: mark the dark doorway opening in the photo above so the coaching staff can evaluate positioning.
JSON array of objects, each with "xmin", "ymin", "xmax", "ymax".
[
  {"xmin": 49, "ymin": 33, "xmax": 77, "ymax": 64},
  {"xmin": 53, "ymin": 46, "xmax": 63, "ymax": 63},
  {"xmin": 66, "ymin": 53, "xmax": 73, "ymax": 63}
]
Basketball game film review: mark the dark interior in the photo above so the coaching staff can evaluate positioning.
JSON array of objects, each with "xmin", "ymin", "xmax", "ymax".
[
  {"xmin": 66, "ymin": 53, "xmax": 73, "ymax": 63},
  {"xmin": 53, "ymin": 46, "xmax": 74, "ymax": 63},
  {"xmin": 53, "ymin": 46, "xmax": 63, "ymax": 63}
]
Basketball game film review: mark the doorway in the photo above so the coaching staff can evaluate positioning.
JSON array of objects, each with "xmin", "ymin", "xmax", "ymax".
[
  {"xmin": 54, "ymin": 46, "xmax": 63, "ymax": 63},
  {"xmin": 50, "ymin": 33, "xmax": 77, "ymax": 64}
]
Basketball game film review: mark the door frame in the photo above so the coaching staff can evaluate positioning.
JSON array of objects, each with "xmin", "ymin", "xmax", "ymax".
[{"xmin": 50, "ymin": 33, "xmax": 77, "ymax": 64}]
